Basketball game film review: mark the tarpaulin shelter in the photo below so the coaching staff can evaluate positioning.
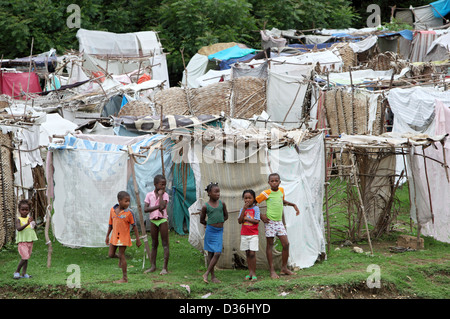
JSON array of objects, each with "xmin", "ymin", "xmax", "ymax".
[
  {"xmin": 46, "ymin": 133, "xmax": 172, "ymax": 247},
  {"xmin": 181, "ymin": 43, "xmax": 259, "ymax": 88},
  {"xmin": 387, "ymin": 87, "xmax": 450, "ymax": 243},
  {"xmin": 75, "ymin": 29, "xmax": 170, "ymax": 89},
  {"xmin": 178, "ymin": 124, "xmax": 327, "ymax": 270},
  {"xmin": 424, "ymin": 31, "xmax": 450, "ymax": 61}
]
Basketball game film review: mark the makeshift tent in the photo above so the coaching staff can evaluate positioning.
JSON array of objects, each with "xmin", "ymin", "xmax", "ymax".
[
  {"xmin": 266, "ymin": 66, "xmax": 313, "ymax": 129},
  {"xmin": 409, "ymin": 30, "xmax": 441, "ymax": 62},
  {"xmin": 414, "ymin": 100, "xmax": 450, "ymax": 243},
  {"xmin": 425, "ymin": 31, "xmax": 450, "ymax": 61},
  {"xmin": 76, "ymin": 29, "xmax": 170, "ymax": 89},
  {"xmin": 47, "ymin": 133, "xmax": 172, "ymax": 247},
  {"xmin": 412, "ymin": 5, "xmax": 444, "ymax": 29},
  {"xmin": 387, "ymin": 87, "xmax": 450, "ymax": 243},
  {"xmin": 76, "ymin": 29, "xmax": 163, "ymax": 56},
  {"xmin": 1, "ymin": 48, "xmax": 58, "ymax": 74},
  {"xmin": 181, "ymin": 43, "xmax": 258, "ymax": 88},
  {"xmin": 182, "ymin": 125, "xmax": 326, "ymax": 269}
]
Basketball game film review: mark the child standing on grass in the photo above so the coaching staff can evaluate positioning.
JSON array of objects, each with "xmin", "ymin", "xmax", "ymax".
[
  {"xmin": 14, "ymin": 199, "xmax": 38, "ymax": 279},
  {"xmin": 200, "ymin": 182, "xmax": 228, "ymax": 283},
  {"xmin": 144, "ymin": 174, "xmax": 170, "ymax": 275},
  {"xmin": 238, "ymin": 189, "xmax": 260, "ymax": 281},
  {"xmin": 256, "ymin": 173, "xmax": 300, "ymax": 279},
  {"xmin": 106, "ymin": 191, "xmax": 142, "ymax": 283}
]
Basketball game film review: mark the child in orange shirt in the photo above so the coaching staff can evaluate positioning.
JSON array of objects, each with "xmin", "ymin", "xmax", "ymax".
[{"xmin": 106, "ymin": 191, "xmax": 142, "ymax": 283}]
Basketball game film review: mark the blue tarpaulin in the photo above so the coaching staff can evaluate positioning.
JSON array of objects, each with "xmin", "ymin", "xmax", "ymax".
[
  {"xmin": 218, "ymin": 53, "xmax": 256, "ymax": 70},
  {"xmin": 208, "ymin": 45, "xmax": 256, "ymax": 61},
  {"xmin": 431, "ymin": 0, "xmax": 450, "ymax": 18},
  {"xmin": 377, "ymin": 29, "xmax": 413, "ymax": 41}
]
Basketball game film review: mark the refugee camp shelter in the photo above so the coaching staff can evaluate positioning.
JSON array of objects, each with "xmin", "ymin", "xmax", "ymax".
[
  {"xmin": 76, "ymin": 29, "xmax": 170, "ymax": 89},
  {"xmin": 172, "ymin": 123, "xmax": 327, "ymax": 270},
  {"xmin": 46, "ymin": 133, "xmax": 172, "ymax": 248}
]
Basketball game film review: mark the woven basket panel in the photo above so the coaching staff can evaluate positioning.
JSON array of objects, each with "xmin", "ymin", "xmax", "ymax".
[
  {"xmin": 232, "ymin": 76, "xmax": 266, "ymax": 118},
  {"xmin": 0, "ymin": 132, "xmax": 16, "ymax": 249},
  {"xmin": 189, "ymin": 81, "xmax": 232, "ymax": 115},
  {"xmin": 118, "ymin": 100, "xmax": 153, "ymax": 117},
  {"xmin": 154, "ymin": 87, "xmax": 190, "ymax": 115}
]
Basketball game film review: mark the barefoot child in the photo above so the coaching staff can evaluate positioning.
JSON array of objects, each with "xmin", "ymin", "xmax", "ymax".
[
  {"xmin": 144, "ymin": 174, "xmax": 170, "ymax": 275},
  {"xmin": 256, "ymin": 173, "xmax": 300, "ymax": 279},
  {"xmin": 106, "ymin": 191, "xmax": 142, "ymax": 283},
  {"xmin": 14, "ymin": 199, "xmax": 38, "ymax": 279},
  {"xmin": 200, "ymin": 182, "xmax": 228, "ymax": 283},
  {"xmin": 238, "ymin": 189, "xmax": 260, "ymax": 281}
]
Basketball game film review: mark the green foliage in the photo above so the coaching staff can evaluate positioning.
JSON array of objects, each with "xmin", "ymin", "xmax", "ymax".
[
  {"xmin": 0, "ymin": 0, "xmax": 358, "ymax": 84},
  {"xmin": 382, "ymin": 18, "xmax": 413, "ymax": 31}
]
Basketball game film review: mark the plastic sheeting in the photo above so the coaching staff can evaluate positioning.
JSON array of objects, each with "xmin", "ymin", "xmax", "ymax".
[
  {"xmin": 187, "ymin": 132, "xmax": 326, "ymax": 269},
  {"xmin": 266, "ymin": 134, "xmax": 326, "ymax": 269},
  {"xmin": 48, "ymin": 133, "xmax": 172, "ymax": 247},
  {"xmin": 431, "ymin": 0, "xmax": 450, "ymax": 17},
  {"xmin": 349, "ymin": 35, "xmax": 378, "ymax": 53},
  {"xmin": 266, "ymin": 67, "xmax": 313, "ymax": 128},
  {"xmin": 412, "ymin": 5, "xmax": 443, "ymax": 30},
  {"xmin": 208, "ymin": 45, "xmax": 256, "ymax": 61},
  {"xmin": 76, "ymin": 28, "xmax": 162, "ymax": 56},
  {"xmin": 181, "ymin": 53, "xmax": 209, "ymax": 88},
  {"xmin": 408, "ymin": 100, "xmax": 450, "ymax": 243},
  {"xmin": 0, "ymin": 72, "xmax": 42, "ymax": 98}
]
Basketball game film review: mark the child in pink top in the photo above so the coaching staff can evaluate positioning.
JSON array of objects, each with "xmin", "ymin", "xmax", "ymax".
[{"xmin": 144, "ymin": 174, "xmax": 170, "ymax": 275}]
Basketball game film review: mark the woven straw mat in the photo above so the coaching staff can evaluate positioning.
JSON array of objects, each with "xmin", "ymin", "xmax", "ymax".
[
  {"xmin": 0, "ymin": 132, "xmax": 16, "ymax": 249},
  {"xmin": 118, "ymin": 100, "xmax": 153, "ymax": 117}
]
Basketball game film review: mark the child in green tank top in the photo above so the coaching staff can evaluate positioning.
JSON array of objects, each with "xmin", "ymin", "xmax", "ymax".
[
  {"xmin": 200, "ymin": 182, "xmax": 229, "ymax": 283},
  {"xmin": 14, "ymin": 199, "xmax": 38, "ymax": 279}
]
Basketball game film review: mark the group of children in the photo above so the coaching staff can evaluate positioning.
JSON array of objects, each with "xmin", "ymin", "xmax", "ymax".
[
  {"xmin": 13, "ymin": 172, "xmax": 299, "ymax": 284},
  {"xmin": 200, "ymin": 173, "xmax": 300, "ymax": 283}
]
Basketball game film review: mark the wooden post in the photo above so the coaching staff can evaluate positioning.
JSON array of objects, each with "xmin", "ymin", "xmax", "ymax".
[
  {"xmin": 24, "ymin": 37, "xmax": 34, "ymax": 114},
  {"xmin": 421, "ymin": 146, "xmax": 434, "ymax": 223},
  {"xmin": 129, "ymin": 153, "xmax": 152, "ymax": 272},
  {"xmin": 159, "ymin": 104, "xmax": 166, "ymax": 177},
  {"xmin": 45, "ymin": 203, "xmax": 53, "ymax": 268},
  {"xmin": 324, "ymin": 135, "xmax": 331, "ymax": 255},
  {"xmin": 350, "ymin": 151, "xmax": 374, "ymax": 255}
]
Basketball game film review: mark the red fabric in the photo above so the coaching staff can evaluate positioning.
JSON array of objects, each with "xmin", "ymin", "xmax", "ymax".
[
  {"xmin": 137, "ymin": 73, "xmax": 151, "ymax": 84},
  {"xmin": 91, "ymin": 71, "xmax": 105, "ymax": 82},
  {"xmin": 0, "ymin": 72, "xmax": 42, "ymax": 99}
]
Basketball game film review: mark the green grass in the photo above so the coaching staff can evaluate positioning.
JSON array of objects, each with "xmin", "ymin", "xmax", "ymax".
[
  {"xmin": 0, "ymin": 181, "xmax": 449, "ymax": 299},
  {"xmin": 1, "ymin": 223, "xmax": 449, "ymax": 299}
]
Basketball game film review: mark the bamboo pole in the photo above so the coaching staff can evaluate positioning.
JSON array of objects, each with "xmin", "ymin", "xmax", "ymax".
[
  {"xmin": 350, "ymin": 151, "xmax": 374, "ymax": 255},
  {"xmin": 324, "ymin": 136, "xmax": 331, "ymax": 255},
  {"xmin": 45, "ymin": 203, "xmax": 53, "ymax": 268},
  {"xmin": 24, "ymin": 37, "xmax": 34, "ymax": 115},
  {"xmin": 421, "ymin": 146, "xmax": 435, "ymax": 224}
]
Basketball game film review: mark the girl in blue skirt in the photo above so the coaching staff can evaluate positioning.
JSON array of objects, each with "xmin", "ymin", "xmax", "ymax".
[{"xmin": 200, "ymin": 182, "xmax": 228, "ymax": 283}]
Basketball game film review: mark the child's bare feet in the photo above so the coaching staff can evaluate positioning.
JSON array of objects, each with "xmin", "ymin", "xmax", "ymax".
[
  {"xmin": 160, "ymin": 269, "xmax": 168, "ymax": 275},
  {"xmin": 281, "ymin": 267, "xmax": 295, "ymax": 276},
  {"xmin": 113, "ymin": 278, "xmax": 128, "ymax": 283},
  {"xmin": 202, "ymin": 273, "xmax": 209, "ymax": 283},
  {"xmin": 211, "ymin": 277, "xmax": 221, "ymax": 283},
  {"xmin": 144, "ymin": 266, "xmax": 156, "ymax": 274},
  {"xmin": 270, "ymin": 271, "xmax": 279, "ymax": 279}
]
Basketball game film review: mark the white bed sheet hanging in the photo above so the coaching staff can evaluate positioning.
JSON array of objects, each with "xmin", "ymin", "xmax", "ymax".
[{"xmin": 266, "ymin": 133, "xmax": 326, "ymax": 269}]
